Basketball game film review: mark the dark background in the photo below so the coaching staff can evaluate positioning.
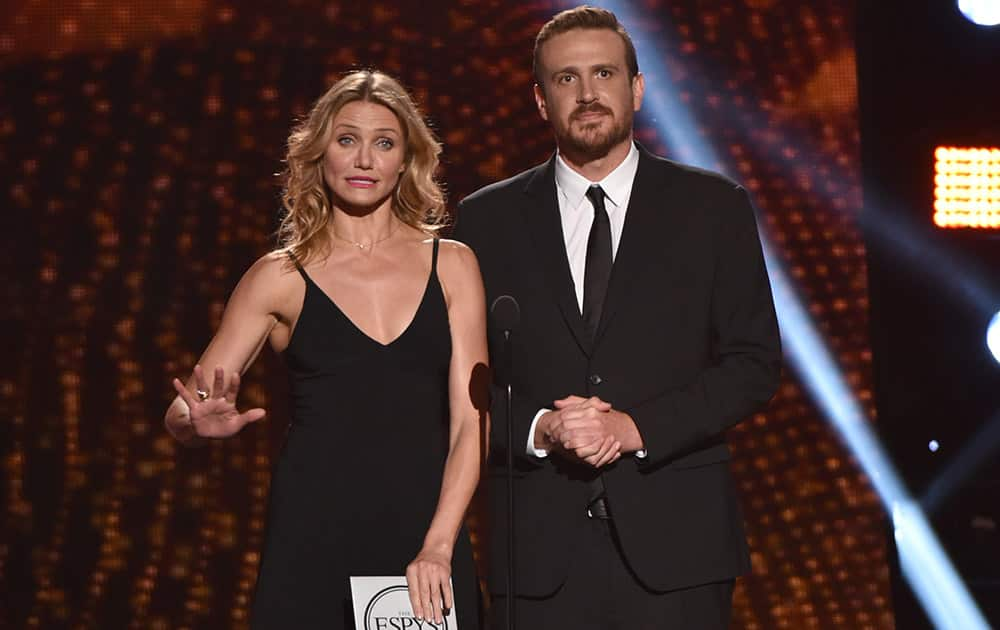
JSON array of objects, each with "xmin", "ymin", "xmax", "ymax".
[
  {"xmin": 857, "ymin": 1, "xmax": 1000, "ymax": 627},
  {"xmin": 1, "ymin": 1, "xmax": 902, "ymax": 627}
]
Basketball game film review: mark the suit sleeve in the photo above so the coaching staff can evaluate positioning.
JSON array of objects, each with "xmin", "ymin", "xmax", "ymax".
[
  {"xmin": 453, "ymin": 199, "xmax": 548, "ymax": 469},
  {"xmin": 626, "ymin": 185, "xmax": 782, "ymax": 469}
]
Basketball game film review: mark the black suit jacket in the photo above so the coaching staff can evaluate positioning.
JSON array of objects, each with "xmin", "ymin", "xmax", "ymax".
[{"xmin": 453, "ymin": 144, "xmax": 781, "ymax": 596}]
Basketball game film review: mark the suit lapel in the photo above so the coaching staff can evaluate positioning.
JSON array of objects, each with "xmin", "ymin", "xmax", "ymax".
[
  {"xmin": 521, "ymin": 158, "xmax": 592, "ymax": 356},
  {"xmin": 594, "ymin": 147, "xmax": 668, "ymax": 345}
]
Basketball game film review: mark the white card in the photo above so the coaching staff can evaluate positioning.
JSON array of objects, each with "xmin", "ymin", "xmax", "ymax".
[{"xmin": 350, "ymin": 575, "xmax": 458, "ymax": 629}]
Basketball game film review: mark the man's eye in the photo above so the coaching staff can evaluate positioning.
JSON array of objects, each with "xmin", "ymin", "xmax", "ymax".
[
  {"xmin": 597, "ymin": 69, "xmax": 612, "ymax": 78},
  {"xmin": 558, "ymin": 75, "xmax": 574, "ymax": 84}
]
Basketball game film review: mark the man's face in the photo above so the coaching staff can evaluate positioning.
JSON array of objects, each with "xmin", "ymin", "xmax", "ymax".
[{"xmin": 534, "ymin": 28, "xmax": 644, "ymax": 161}]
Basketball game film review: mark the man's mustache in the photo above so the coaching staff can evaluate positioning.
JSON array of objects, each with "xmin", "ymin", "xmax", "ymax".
[{"xmin": 571, "ymin": 104, "xmax": 613, "ymax": 120}]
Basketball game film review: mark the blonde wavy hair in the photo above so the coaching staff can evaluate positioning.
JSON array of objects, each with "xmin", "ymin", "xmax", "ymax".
[{"xmin": 279, "ymin": 70, "xmax": 446, "ymax": 264}]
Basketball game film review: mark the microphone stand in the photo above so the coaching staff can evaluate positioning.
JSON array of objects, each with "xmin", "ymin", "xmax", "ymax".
[
  {"xmin": 502, "ymin": 327, "xmax": 516, "ymax": 630},
  {"xmin": 491, "ymin": 295, "xmax": 519, "ymax": 630}
]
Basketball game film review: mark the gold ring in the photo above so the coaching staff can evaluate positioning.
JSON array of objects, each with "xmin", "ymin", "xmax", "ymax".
[{"xmin": 195, "ymin": 389, "xmax": 209, "ymax": 401}]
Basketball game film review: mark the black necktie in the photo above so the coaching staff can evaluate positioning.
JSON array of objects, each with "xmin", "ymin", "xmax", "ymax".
[{"xmin": 583, "ymin": 185, "xmax": 612, "ymax": 341}]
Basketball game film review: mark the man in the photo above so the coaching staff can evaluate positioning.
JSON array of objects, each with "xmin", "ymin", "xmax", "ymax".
[{"xmin": 454, "ymin": 6, "xmax": 781, "ymax": 628}]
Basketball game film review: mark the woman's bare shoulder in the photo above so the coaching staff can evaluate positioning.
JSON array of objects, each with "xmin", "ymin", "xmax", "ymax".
[
  {"xmin": 435, "ymin": 238, "xmax": 483, "ymax": 299},
  {"xmin": 244, "ymin": 250, "xmax": 301, "ymax": 279},
  {"xmin": 436, "ymin": 238, "xmax": 479, "ymax": 270},
  {"xmin": 233, "ymin": 250, "xmax": 305, "ymax": 309}
]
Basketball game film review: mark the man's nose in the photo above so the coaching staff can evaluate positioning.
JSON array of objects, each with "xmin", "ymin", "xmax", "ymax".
[{"xmin": 577, "ymin": 76, "xmax": 598, "ymax": 103}]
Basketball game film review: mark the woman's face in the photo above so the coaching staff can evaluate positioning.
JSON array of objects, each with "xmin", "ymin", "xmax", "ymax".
[{"xmin": 322, "ymin": 100, "xmax": 406, "ymax": 213}]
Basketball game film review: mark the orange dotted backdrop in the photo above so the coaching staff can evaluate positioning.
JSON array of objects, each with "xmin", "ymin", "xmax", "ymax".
[{"xmin": 1, "ymin": 1, "xmax": 892, "ymax": 628}]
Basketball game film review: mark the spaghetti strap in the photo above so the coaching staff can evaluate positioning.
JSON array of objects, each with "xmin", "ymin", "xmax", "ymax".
[
  {"xmin": 431, "ymin": 238, "xmax": 440, "ymax": 274},
  {"xmin": 287, "ymin": 251, "xmax": 309, "ymax": 281}
]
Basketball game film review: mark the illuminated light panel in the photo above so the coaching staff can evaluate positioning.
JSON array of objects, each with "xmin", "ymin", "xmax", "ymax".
[
  {"xmin": 934, "ymin": 146, "xmax": 1000, "ymax": 229},
  {"xmin": 958, "ymin": 0, "xmax": 1000, "ymax": 26}
]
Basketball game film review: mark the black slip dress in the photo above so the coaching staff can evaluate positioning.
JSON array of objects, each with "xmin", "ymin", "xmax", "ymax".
[{"xmin": 251, "ymin": 239, "xmax": 479, "ymax": 629}]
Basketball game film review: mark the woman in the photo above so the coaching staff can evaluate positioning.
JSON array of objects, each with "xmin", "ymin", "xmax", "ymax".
[{"xmin": 164, "ymin": 70, "xmax": 487, "ymax": 629}]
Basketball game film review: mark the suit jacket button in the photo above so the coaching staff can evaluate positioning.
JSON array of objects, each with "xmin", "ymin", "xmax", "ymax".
[{"xmin": 589, "ymin": 374, "xmax": 602, "ymax": 385}]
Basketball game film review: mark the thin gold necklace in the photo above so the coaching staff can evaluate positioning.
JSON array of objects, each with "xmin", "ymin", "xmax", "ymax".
[{"xmin": 331, "ymin": 221, "xmax": 398, "ymax": 251}]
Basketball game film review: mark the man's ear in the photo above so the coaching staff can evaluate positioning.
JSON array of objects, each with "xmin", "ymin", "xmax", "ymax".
[
  {"xmin": 533, "ymin": 83, "xmax": 549, "ymax": 121},
  {"xmin": 632, "ymin": 72, "xmax": 645, "ymax": 112}
]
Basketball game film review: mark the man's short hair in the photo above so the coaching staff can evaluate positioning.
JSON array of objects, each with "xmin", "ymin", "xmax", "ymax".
[{"xmin": 533, "ymin": 5, "xmax": 639, "ymax": 85}]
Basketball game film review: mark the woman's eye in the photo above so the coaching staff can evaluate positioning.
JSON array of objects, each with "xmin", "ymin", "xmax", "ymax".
[
  {"xmin": 337, "ymin": 136, "xmax": 354, "ymax": 146},
  {"xmin": 376, "ymin": 138, "xmax": 395, "ymax": 149}
]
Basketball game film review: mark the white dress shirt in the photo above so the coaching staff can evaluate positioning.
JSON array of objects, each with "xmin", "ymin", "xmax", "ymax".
[{"xmin": 527, "ymin": 143, "xmax": 647, "ymax": 459}]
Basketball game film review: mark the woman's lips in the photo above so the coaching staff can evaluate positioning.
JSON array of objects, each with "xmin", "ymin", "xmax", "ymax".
[{"xmin": 346, "ymin": 177, "xmax": 377, "ymax": 188}]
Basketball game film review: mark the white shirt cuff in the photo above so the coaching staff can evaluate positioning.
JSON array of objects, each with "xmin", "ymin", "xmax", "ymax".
[{"xmin": 527, "ymin": 408, "xmax": 551, "ymax": 458}]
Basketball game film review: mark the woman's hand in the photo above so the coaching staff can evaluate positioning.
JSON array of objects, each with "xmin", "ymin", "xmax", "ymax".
[
  {"xmin": 171, "ymin": 364, "xmax": 265, "ymax": 439},
  {"xmin": 405, "ymin": 545, "xmax": 453, "ymax": 625}
]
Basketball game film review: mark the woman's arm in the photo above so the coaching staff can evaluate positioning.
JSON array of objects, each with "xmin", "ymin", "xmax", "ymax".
[
  {"xmin": 406, "ymin": 240, "xmax": 489, "ymax": 624},
  {"xmin": 164, "ymin": 253, "xmax": 297, "ymax": 445}
]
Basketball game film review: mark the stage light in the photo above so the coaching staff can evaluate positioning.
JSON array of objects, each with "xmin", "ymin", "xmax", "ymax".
[
  {"xmin": 934, "ymin": 146, "xmax": 1000, "ymax": 229},
  {"xmin": 958, "ymin": 0, "xmax": 1000, "ymax": 26},
  {"xmin": 988, "ymin": 310, "xmax": 1000, "ymax": 364},
  {"xmin": 929, "ymin": 440, "xmax": 940, "ymax": 452}
]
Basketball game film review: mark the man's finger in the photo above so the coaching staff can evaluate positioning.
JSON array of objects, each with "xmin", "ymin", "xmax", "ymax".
[
  {"xmin": 570, "ymin": 435, "xmax": 606, "ymax": 457},
  {"xmin": 582, "ymin": 436, "xmax": 616, "ymax": 466},
  {"xmin": 559, "ymin": 407, "xmax": 591, "ymax": 421},
  {"xmin": 581, "ymin": 396, "xmax": 612, "ymax": 411},
  {"xmin": 545, "ymin": 410, "xmax": 565, "ymax": 432},
  {"xmin": 556, "ymin": 396, "xmax": 611, "ymax": 411},
  {"xmin": 560, "ymin": 418, "xmax": 605, "ymax": 434},
  {"xmin": 582, "ymin": 452, "xmax": 601, "ymax": 466},
  {"xmin": 563, "ymin": 429, "xmax": 604, "ymax": 449},
  {"xmin": 595, "ymin": 441, "xmax": 621, "ymax": 467},
  {"xmin": 584, "ymin": 437, "xmax": 612, "ymax": 465},
  {"xmin": 553, "ymin": 395, "xmax": 587, "ymax": 408}
]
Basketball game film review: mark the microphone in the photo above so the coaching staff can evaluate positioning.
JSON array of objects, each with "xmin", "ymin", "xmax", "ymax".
[
  {"xmin": 491, "ymin": 294, "xmax": 520, "ymax": 335},
  {"xmin": 491, "ymin": 295, "xmax": 519, "ymax": 385}
]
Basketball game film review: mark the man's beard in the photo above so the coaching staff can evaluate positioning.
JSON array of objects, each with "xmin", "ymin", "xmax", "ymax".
[{"xmin": 557, "ymin": 103, "xmax": 633, "ymax": 161}]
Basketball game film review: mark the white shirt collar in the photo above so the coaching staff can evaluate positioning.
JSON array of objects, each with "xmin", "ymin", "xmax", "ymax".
[{"xmin": 554, "ymin": 141, "xmax": 640, "ymax": 211}]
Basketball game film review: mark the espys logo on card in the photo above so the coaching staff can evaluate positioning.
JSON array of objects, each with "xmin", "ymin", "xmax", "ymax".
[{"xmin": 362, "ymin": 585, "xmax": 449, "ymax": 630}]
